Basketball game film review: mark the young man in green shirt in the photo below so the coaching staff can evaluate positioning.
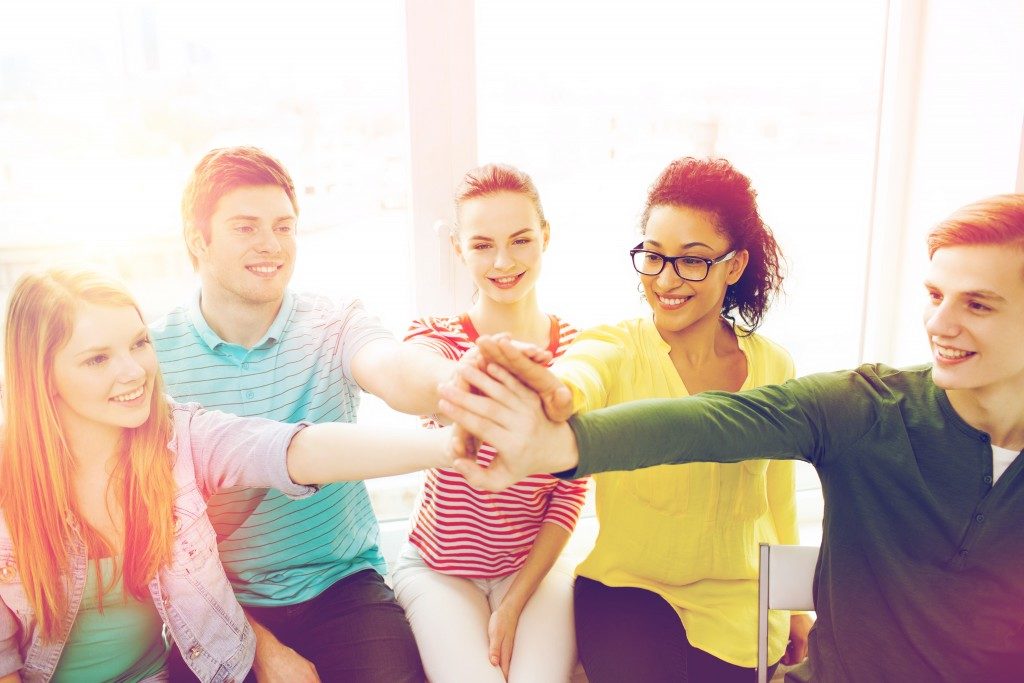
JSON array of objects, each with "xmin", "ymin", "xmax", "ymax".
[{"xmin": 441, "ymin": 194, "xmax": 1024, "ymax": 682}]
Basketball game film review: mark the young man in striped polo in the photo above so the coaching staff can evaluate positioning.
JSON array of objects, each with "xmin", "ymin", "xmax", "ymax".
[{"xmin": 152, "ymin": 146, "xmax": 453, "ymax": 681}]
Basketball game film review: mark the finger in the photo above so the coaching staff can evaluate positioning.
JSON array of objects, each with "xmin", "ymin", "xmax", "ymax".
[
  {"xmin": 452, "ymin": 457, "xmax": 513, "ymax": 492},
  {"xmin": 541, "ymin": 385, "xmax": 574, "ymax": 422},
  {"xmin": 496, "ymin": 338, "xmax": 567, "ymax": 393},
  {"xmin": 488, "ymin": 629, "xmax": 500, "ymax": 666},
  {"xmin": 500, "ymin": 637, "xmax": 513, "ymax": 679},
  {"xmin": 484, "ymin": 361, "xmax": 540, "ymax": 402},
  {"xmin": 438, "ymin": 397, "xmax": 509, "ymax": 446},
  {"xmin": 457, "ymin": 364, "xmax": 527, "ymax": 410}
]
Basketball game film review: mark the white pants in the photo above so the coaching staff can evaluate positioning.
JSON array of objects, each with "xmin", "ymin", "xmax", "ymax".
[{"xmin": 392, "ymin": 544, "xmax": 578, "ymax": 683}]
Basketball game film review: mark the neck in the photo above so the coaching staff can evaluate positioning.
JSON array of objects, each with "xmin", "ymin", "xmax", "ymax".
[
  {"xmin": 657, "ymin": 311, "xmax": 737, "ymax": 367},
  {"xmin": 468, "ymin": 290, "xmax": 550, "ymax": 347},
  {"xmin": 947, "ymin": 384, "xmax": 1024, "ymax": 451},
  {"xmin": 63, "ymin": 419, "xmax": 121, "ymax": 476},
  {"xmin": 199, "ymin": 285, "xmax": 282, "ymax": 349}
]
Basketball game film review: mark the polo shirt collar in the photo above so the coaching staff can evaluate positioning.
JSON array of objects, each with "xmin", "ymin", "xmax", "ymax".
[{"xmin": 187, "ymin": 288, "xmax": 295, "ymax": 351}]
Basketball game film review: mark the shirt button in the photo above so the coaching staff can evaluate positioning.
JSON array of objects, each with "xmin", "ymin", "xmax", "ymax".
[
  {"xmin": 983, "ymin": 475, "xmax": 993, "ymax": 484},
  {"xmin": 959, "ymin": 548, "xmax": 969, "ymax": 557},
  {"xmin": 188, "ymin": 645, "xmax": 202, "ymax": 659},
  {"xmin": 0, "ymin": 565, "xmax": 16, "ymax": 583},
  {"xmin": 975, "ymin": 514, "xmax": 985, "ymax": 523},
  {"xmin": 245, "ymin": 390, "xmax": 254, "ymax": 399},
  {"xmin": 979, "ymin": 434, "xmax": 989, "ymax": 443},
  {"xmin": 241, "ymin": 362, "xmax": 250, "ymax": 370}
]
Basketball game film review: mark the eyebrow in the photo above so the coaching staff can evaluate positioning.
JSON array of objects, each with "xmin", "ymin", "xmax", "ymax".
[
  {"xmin": 924, "ymin": 282, "xmax": 1007, "ymax": 302},
  {"xmin": 74, "ymin": 328, "xmax": 149, "ymax": 358},
  {"xmin": 225, "ymin": 214, "xmax": 296, "ymax": 223},
  {"xmin": 644, "ymin": 239, "xmax": 714, "ymax": 250},
  {"xmin": 467, "ymin": 228, "xmax": 536, "ymax": 242}
]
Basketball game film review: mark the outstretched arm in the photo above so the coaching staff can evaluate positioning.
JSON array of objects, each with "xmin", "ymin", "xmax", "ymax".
[{"xmin": 286, "ymin": 422, "xmax": 449, "ymax": 485}]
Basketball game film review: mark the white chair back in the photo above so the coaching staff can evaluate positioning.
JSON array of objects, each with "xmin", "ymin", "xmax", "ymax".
[{"xmin": 757, "ymin": 543, "xmax": 819, "ymax": 683}]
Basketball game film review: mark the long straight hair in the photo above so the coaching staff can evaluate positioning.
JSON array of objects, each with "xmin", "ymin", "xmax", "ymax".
[{"xmin": 0, "ymin": 268, "xmax": 175, "ymax": 639}]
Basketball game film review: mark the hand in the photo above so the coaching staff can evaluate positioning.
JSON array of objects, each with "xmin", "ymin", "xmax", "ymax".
[
  {"xmin": 476, "ymin": 334, "xmax": 573, "ymax": 421},
  {"xmin": 250, "ymin": 618, "xmax": 320, "ymax": 682},
  {"xmin": 782, "ymin": 613, "xmax": 814, "ymax": 665},
  {"xmin": 488, "ymin": 604, "xmax": 522, "ymax": 679},
  {"xmin": 439, "ymin": 361, "xmax": 579, "ymax": 491}
]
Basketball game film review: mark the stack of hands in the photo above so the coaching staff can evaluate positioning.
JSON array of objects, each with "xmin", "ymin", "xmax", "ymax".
[{"xmin": 437, "ymin": 333, "xmax": 581, "ymax": 491}]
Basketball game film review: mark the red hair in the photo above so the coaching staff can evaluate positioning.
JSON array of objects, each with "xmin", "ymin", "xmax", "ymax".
[
  {"xmin": 927, "ymin": 194, "xmax": 1024, "ymax": 258},
  {"xmin": 453, "ymin": 164, "xmax": 548, "ymax": 232},
  {"xmin": 181, "ymin": 146, "xmax": 298, "ymax": 268},
  {"xmin": 1, "ymin": 269, "xmax": 175, "ymax": 639}
]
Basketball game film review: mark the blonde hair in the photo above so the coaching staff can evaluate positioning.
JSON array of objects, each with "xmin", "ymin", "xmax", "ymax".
[{"xmin": 0, "ymin": 268, "xmax": 175, "ymax": 639}]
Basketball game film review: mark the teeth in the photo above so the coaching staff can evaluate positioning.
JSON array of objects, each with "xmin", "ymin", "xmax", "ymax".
[
  {"xmin": 493, "ymin": 275, "xmax": 519, "ymax": 284},
  {"xmin": 937, "ymin": 347, "xmax": 972, "ymax": 360},
  {"xmin": 112, "ymin": 387, "xmax": 144, "ymax": 402},
  {"xmin": 248, "ymin": 266, "xmax": 278, "ymax": 274},
  {"xmin": 658, "ymin": 295, "xmax": 688, "ymax": 306}
]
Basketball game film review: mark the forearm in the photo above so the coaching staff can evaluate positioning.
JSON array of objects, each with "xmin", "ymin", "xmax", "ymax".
[
  {"xmin": 566, "ymin": 386, "xmax": 816, "ymax": 478},
  {"xmin": 367, "ymin": 342, "xmax": 455, "ymax": 416},
  {"xmin": 0, "ymin": 672, "xmax": 21, "ymax": 683},
  {"xmin": 499, "ymin": 522, "xmax": 571, "ymax": 612},
  {"xmin": 287, "ymin": 423, "xmax": 448, "ymax": 485}
]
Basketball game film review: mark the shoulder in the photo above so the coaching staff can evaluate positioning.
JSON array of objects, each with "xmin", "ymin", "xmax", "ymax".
[
  {"xmin": 405, "ymin": 314, "xmax": 465, "ymax": 340},
  {"xmin": 149, "ymin": 305, "xmax": 192, "ymax": 346},
  {"xmin": 741, "ymin": 331, "xmax": 794, "ymax": 368}
]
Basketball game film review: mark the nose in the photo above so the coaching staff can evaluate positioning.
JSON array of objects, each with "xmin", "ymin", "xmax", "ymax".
[
  {"xmin": 924, "ymin": 300, "xmax": 960, "ymax": 340},
  {"xmin": 254, "ymin": 226, "xmax": 283, "ymax": 255},
  {"xmin": 493, "ymin": 247, "xmax": 515, "ymax": 271},
  {"xmin": 116, "ymin": 353, "xmax": 147, "ymax": 385},
  {"xmin": 655, "ymin": 262, "xmax": 686, "ymax": 290}
]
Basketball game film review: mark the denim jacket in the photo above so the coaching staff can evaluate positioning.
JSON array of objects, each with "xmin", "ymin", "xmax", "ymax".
[{"xmin": 0, "ymin": 402, "xmax": 316, "ymax": 682}]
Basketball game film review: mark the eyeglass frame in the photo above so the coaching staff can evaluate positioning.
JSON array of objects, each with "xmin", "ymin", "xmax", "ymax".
[{"xmin": 629, "ymin": 243, "xmax": 738, "ymax": 282}]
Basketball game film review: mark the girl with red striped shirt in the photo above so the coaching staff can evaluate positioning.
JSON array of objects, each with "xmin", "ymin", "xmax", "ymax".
[{"xmin": 393, "ymin": 164, "xmax": 587, "ymax": 682}]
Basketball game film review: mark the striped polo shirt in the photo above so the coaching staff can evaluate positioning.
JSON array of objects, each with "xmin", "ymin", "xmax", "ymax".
[
  {"xmin": 404, "ymin": 313, "xmax": 588, "ymax": 577},
  {"xmin": 151, "ymin": 289, "xmax": 393, "ymax": 606}
]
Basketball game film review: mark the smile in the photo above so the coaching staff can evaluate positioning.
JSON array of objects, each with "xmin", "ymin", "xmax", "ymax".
[
  {"xmin": 246, "ymin": 264, "xmax": 282, "ymax": 276},
  {"xmin": 111, "ymin": 386, "xmax": 145, "ymax": 403},
  {"xmin": 933, "ymin": 344, "xmax": 976, "ymax": 362},
  {"xmin": 656, "ymin": 293, "xmax": 692, "ymax": 309},
  {"xmin": 489, "ymin": 273, "xmax": 524, "ymax": 289}
]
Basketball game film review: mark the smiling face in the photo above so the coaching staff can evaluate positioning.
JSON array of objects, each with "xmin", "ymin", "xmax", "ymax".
[
  {"xmin": 188, "ymin": 184, "xmax": 297, "ymax": 308},
  {"xmin": 454, "ymin": 191, "xmax": 549, "ymax": 305},
  {"xmin": 924, "ymin": 244, "xmax": 1024, "ymax": 395},
  {"xmin": 640, "ymin": 204, "xmax": 748, "ymax": 337},
  {"xmin": 51, "ymin": 303, "xmax": 158, "ymax": 442}
]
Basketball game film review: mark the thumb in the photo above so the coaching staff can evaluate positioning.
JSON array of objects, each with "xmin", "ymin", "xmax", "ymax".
[{"xmin": 542, "ymin": 385, "xmax": 574, "ymax": 422}]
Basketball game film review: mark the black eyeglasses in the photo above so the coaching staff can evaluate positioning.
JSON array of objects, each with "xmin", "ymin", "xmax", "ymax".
[{"xmin": 629, "ymin": 243, "xmax": 737, "ymax": 282}]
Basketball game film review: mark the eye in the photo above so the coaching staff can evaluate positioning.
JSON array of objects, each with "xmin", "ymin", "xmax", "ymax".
[
  {"xmin": 680, "ymin": 256, "xmax": 707, "ymax": 267},
  {"xmin": 275, "ymin": 225, "xmax": 294, "ymax": 234},
  {"xmin": 643, "ymin": 252, "xmax": 662, "ymax": 263},
  {"xmin": 926, "ymin": 290, "xmax": 942, "ymax": 304},
  {"xmin": 132, "ymin": 336, "xmax": 151, "ymax": 350},
  {"xmin": 967, "ymin": 300, "xmax": 992, "ymax": 312},
  {"xmin": 471, "ymin": 243, "xmax": 492, "ymax": 251},
  {"xmin": 84, "ymin": 354, "xmax": 108, "ymax": 367},
  {"xmin": 512, "ymin": 237, "xmax": 532, "ymax": 246},
  {"xmin": 235, "ymin": 225, "xmax": 255, "ymax": 233}
]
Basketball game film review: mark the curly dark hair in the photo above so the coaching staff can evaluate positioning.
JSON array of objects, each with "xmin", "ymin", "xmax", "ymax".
[{"xmin": 640, "ymin": 157, "xmax": 784, "ymax": 331}]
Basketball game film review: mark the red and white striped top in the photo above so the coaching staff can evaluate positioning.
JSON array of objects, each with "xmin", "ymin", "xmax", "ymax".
[{"xmin": 404, "ymin": 313, "xmax": 588, "ymax": 577}]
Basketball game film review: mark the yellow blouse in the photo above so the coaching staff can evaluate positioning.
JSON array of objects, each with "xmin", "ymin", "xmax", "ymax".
[{"xmin": 556, "ymin": 317, "xmax": 799, "ymax": 667}]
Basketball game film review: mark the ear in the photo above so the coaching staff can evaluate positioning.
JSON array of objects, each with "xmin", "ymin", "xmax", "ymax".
[
  {"xmin": 541, "ymin": 222, "xmax": 551, "ymax": 250},
  {"xmin": 185, "ymin": 225, "xmax": 209, "ymax": 263},
  {"xmin": 725, "ymin": 249, "xmax": 749, "ymax": 286},
  {"xmin": 450, "ymin": 230, "xmax": 466, "ymax": 264}
]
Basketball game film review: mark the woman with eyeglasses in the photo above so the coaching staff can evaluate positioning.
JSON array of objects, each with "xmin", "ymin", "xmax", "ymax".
[
  {"xmin": 392, "ymin": 164, "xmax": 587, "ymax": 682},
  {"xmin": 541, "ymin": 157, "xmax": 810, "ymax": 682}
]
